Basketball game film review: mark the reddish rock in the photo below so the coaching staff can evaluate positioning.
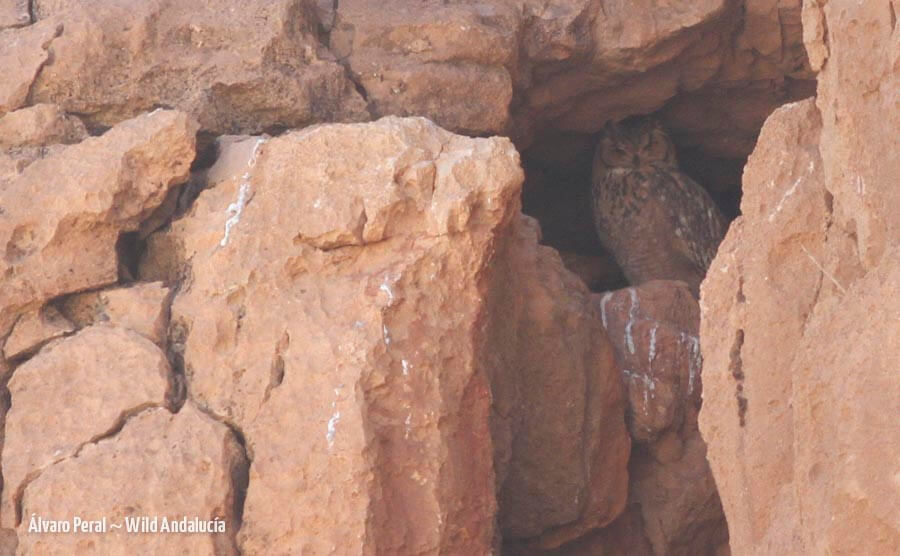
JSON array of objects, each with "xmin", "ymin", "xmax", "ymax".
[
  {"xmin": 1, "ymin": 325, "xmax": 172, "ymax": 530},
  {"xmin": 489, "ymin": 216, "xmax": 630, "ymax": 548},
  {"xmin": 59, "ymin": 282, "xmax": 173, "ymax": 346},
  {"xmin": 0, "ymin": 104, "xmax": 86, "ymax": 147},
  {"xmin": 592, "ymin": 281, "xmax": 727, "ymax": 555},
  {"xmin": 0, "ymin": 109, "xmax": 196, "ymax": 337},
  {"xmin": 26, "ymin": 0, "xmax": 367, "ymax": 134},
  {"xmin": 0, "ymin": 18, "xmax": 60, "ymax": 115},
  {"xmin": 143, "ymin": 117, "xmax": 523, "ymax": 554},
  {"xmin": 2, "ymin": 305, "xmax": 72, "ymax": 360},
  {"xmin": 700, "ymin": 81, "xmax": 899, "ymax": 553},
  {"xmin": 17, "ymin": 404, "xmax": 247, "ymax": 555},
  {"xmin": 331, "ymin": 0, "xmax": 518, "ymax": 135},
  {"xmin": 597, "ymin": 281, "xmax": 701, "ymax": 443},
  {"xmin": 0, "ymin": 1, "xmax": 30, "ymax": 30}
]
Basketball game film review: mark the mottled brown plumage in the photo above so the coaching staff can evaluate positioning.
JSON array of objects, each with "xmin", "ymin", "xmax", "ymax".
[{"xmin": 591, "ymin": 117, "xmax": 726, "ymax": 295}]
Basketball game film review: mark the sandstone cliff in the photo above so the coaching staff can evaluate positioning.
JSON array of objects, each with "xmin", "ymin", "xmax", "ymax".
[{"xmin": 0, "ymin": 0, "xmax": 896, "ymax": 554}]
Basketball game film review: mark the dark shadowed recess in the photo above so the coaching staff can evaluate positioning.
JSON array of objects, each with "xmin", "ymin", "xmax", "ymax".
[{"xmin": 520, "ymin": 111, "xmax": 757, "ymax": 293}]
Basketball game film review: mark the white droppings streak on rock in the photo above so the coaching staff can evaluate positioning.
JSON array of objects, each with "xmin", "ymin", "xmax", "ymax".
[
  {"xmin": 404, "ymin": 413, "xmax": 412, "ymax": 439},
  {"xmin": 600, "ymin": 292, "xmax": 613, "ymax": 329},
  {"xmin": 220, "ymin": 137, "xmax": 266, "ymax": 247},
  {"xmin": 382, "ymin": 324, "xmax": 391, "ymax": 345},
  {"xmin": 625, "ymin": 288, "xmax": 638, "ymax": 354},
  {"xmin": 622, "ymin": 368, "xmax": 656, "ymax": 410},
  {"xmin": 767, "ymin": 176, "xmax": 802, "ymax": 222},
  {"xmin": 680, "ymin": 332, "xmax": 701, "ymax": 395},
  {"xmin": 326, "ymin": 386, "xmax": 343, "ymax": 449},
  {"xmin": 401, "ymin": 359, "xmax": 410, "ymax": 376},
  {"xmin": 648, "ymin": 324, "xmax": 658, "ymax": 368}
]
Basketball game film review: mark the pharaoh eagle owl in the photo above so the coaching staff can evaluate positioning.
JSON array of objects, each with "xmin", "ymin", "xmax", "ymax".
[{"xmin": 591, "ymin": 117, "xmax": 726, "ymax": 296}]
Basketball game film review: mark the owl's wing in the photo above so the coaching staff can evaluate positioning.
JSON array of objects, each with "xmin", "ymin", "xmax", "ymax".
[{"xmin": 651, "ymin": 168, "xmax": 727, "ymax": 272}]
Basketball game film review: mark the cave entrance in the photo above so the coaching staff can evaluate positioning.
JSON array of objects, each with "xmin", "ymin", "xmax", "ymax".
[{"xmin": 521, "ymin": 110, "xmax": 759, "ymax": 293}]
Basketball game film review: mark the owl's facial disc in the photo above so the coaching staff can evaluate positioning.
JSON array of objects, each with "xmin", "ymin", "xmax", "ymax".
[{"xmin": 601, "ymin": 136, "xmax": 637, "ymax": 168}]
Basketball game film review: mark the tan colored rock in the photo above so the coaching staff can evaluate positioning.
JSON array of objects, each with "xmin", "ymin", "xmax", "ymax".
[
  {"xmin": 144, "ymin": 117, "xmax": 523, "ymax": 554},
  {"xmin": 0, "ymin": 18, "xmax": 60, "ymax": 115},
  {"xmin": 700, "ymin": 88, "xmax": 899, "ymax": 555},
  {"xmin": 0, "ymin": 104, "xmax": 87, "ymax": 147},
  {"xmin": 592, "ymin": 281, "xmax": 727, "ymax": 555},
  {"xmin": 27, "ymin": 0, "xmax": 367, "ymax": 135},
  {"xmin": 488, "ymin": 216, "xmax": 630, "ymax": 548},
  {"xmin": 0, "ymin": 1, "xmax": 30, "ymax": 30},
  {"xmin": 0, "ymin": 528, "xmax": 15, "ymax": 556},
  {"xmin": 17, "ymin": 403, "xmax": 247, "ymax": 555},
  {"xmin": 2, "ymin": 304, "xmax": 72, "ymax": 360},
  {"xmin": 59, "ymin": 282, "xmax": 173, "ymax": 346},
  {"xmin": 0, "ymin": 109, "xmax": 196, "ymax": 338},
  {"xmin": 332, "ymin": 0, "xmax": 518, "ymax": 135},
  {"xmin": 597, "ymin": 281, "xmax": 701, "ymax": 443},
  {"xmin": 517, "ymin": 0, "xmax": 814, "ymax": 154},
  {"xmin": 1, "ymin": 325, "xmax": 171, "ymax": 529}
]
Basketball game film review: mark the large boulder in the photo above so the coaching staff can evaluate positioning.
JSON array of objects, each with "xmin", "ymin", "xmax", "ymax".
[
  {"xmin": 0, "ymin": 109, "xmax": 196, "ymax": 337},
  {"xmin": 699, "ymin": 25, "xmax": 899, "ymax": 548}
]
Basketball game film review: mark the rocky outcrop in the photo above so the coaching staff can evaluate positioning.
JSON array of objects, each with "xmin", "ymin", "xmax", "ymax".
[
  {"xmin": 2, "ymin": 326, "xmax": 172, "ymax": 529},
  {"xmin": 3, "ymin": 0, "xmax": 896, "ymax": 554},
  {"xmin": 139, "ymin": 117, "xmax": 630, "ymax": 553},
  {"xmin": 0, "ymin": 2, "xmax": 30, "ymax": 30},
  {"xmin": 488, "ymin": 216, "xmax": 629, "ymax": 550},
  {"xmin": 16, "ymin": 0, "xmax": 368, "ymax": 135},
  {"xmin": 698, "ymin": 0, "xmax": 900, "ymax": 549},
  {"xmin": 0, "ymin": 109, "xmax": 196, "ymax": 338},
  {"xmin": 593, "ymin": 281, "xmax": 727, "ymax": 555},
  {"xmin": 59, "ymin": 282, "xmax": 173, "ymax": 347},
  {"xmin": 17, "ymin": 404, "xmax": 247, "ymax": 555},
  {"xmin": 2, "ymin": 0, "xmax": 812, "ymax": 157}
]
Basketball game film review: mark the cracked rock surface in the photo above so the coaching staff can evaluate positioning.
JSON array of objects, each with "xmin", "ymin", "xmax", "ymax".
[
  {"xmin": 17, "ymin": 403, "xmax": 247, "ymax": 555},
  {"xmin": 699, "ymin": 1, "xmax": 900, "ymax": 545},
  {"xmin": 1, "ymin": 326, "xmax": 171, "ymax": 529}
]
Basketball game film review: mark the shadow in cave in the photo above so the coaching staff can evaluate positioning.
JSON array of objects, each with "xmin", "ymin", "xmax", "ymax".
[{"xmin": 520, "ymin": 117, "xmax": 746, "ymax": 294}]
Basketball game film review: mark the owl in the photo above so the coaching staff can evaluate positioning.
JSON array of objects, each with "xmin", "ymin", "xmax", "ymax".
[{"xmin": 591, "ymin": 117, "xmax": 727, "ymax": 296}]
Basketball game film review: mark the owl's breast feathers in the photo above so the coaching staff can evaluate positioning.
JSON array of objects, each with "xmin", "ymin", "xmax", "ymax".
[{"xmin": 592, "ymin": 166, "xmax": 726, "ymax": 273}]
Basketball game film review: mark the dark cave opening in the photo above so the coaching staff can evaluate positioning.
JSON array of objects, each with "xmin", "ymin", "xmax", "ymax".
[{"xmin": 520, "ymin": 117, "xmax": 748, "ymax": 293}]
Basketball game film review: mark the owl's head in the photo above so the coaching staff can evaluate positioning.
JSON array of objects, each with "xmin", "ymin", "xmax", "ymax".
[{"xmin": 595, "ymin": 117, "xmax": 677, "ymax": 171}]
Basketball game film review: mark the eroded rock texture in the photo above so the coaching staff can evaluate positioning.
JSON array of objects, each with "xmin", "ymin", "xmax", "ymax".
[
  {"xmin": 20, "ymin": 0, "xmax": 369, "ymax": 134},
  {"xmin": 589, "ymin": 281, "xmax": 728, "ymax": 555},
  {"xmin": 18, "ymin": 404, "xmax": 247, "ymax": 555},
  {"xmin": 2, "ymin": 0, "xmax": 812, "ymax": 157},
  {"xmin": 699, "ymin": 0, "xmax": 900, "ymax": 548},
  {"xmin": 139, "ymin": 117, "xmax": 629, "ymax": 554},
  {"xmin": 0, "ymin": 109, "xmax": 196, "ymax": 338}
]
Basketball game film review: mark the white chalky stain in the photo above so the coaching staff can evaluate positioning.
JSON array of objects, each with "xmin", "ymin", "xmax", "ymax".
[
  {"xmin": 625, "ymin": 288, "xmax": 638, "ymax": 354},
  {"xmin": 600, "ymin": 292, "xmax": 613, "ymax": 329},
  {"xmin": 326, "ymin": 386, "xmax": 343, "ymax": 449},
  {"xmin": 648, "ymin": 325, "xmax": 658, "ymax": 368},
  {"xmin": 402, "ymin": 359, "xmax": 410, "ymax": 376},
  {"xmin": 680, "ymin": 333, "xmax": 701, "ymax": 395},
  {"xmin": 220, "ymin": 138, "xmax": 266, "ymax": 247},
  {"xmin": 383, "ymin": 324, "xmax": 391, "ymax": 345},
  {"xmin": 768, "ymin": 176, "xmax": 802, "ymax": 222},
  {"xmin": 622, "ymin": 369, "xmax": 656, "ymax": 410},
  {"xmin": 380, "ymin": 282, "xmax": 394, "ymax": 304},
  {"xmin": 405, "ymin": 413, "xmax": 412, "ymax": 439}
]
